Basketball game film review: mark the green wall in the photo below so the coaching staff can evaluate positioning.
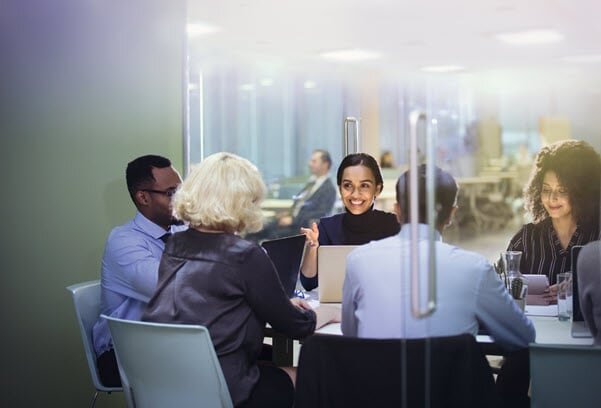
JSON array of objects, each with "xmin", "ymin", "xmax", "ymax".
[{"xmin": 0, "ymin": 1, "xmax": 185, "ymax": 406}]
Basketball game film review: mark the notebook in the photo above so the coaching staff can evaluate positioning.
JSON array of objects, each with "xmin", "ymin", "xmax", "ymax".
[
  {"xmin": 261, "ymin": 234, "xmax": 307, "ymax": 298},
  {"xmin": 571, "ymin": 245, "xmax": 592, "ymax": 338},
  {"xmin": 317, "ymin": 245, "xmax": 359, "ymax": 303},
  {"xmin": 524, "ymin": 274, "xmax": 550, "ymax": 305}
]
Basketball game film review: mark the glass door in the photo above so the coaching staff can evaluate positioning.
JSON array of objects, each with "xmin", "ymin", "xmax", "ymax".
[{"xmin": 184, "ymin": 1, "xmax": 601, "ymax": 405}]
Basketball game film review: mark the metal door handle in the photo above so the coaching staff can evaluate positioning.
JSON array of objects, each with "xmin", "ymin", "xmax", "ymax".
[
  {"xmin": 343, "ymin": 117, "xmax": 360, "ymax": 155},
  {"xmin": 408, "ymin": 110, "xmax": 437, "ymax": 318}
]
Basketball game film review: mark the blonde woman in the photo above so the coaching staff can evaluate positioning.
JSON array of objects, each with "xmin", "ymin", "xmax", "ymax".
[{"xmin": 143, "ymin": 152, "xmax": 339, "ymax": 408}]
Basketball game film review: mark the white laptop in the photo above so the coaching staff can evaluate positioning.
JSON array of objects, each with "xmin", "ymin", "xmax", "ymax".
[{"xmin": 317, "ymin": 245, "xmax": 359, "ymax": 303}]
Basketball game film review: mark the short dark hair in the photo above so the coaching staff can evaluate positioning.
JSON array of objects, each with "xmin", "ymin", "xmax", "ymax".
[
  {"xmin": 314, "ymin": 149, "xmax": 332, "ymax": 170},
  {"xmin": 126, "ymin": 155, "xmax": 172, "ymax": 203},
  {"xmin": 523, "ymin": 140, "xmax": 601, "ymax": 225},
  {"xmin": 396, "ymin": 164, "xmax": 458, "ymax": 227},
  {"xmin": 336, "ymin": 153, "xmax": 383, "ymax": 188}
]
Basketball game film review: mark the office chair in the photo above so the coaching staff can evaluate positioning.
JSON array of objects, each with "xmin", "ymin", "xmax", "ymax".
[
  {"xmin": 103, "ymin": 315, "xmax": 233, "ymax": 408},
  {"xmin": 66, "ymin": 281, "xmax": 122, "ymax": 408},
  {"xmin": 295, "ymin": 333, "xmax": 500, "ymax": 408},
  {"xmin": 530, "ymin": 343, "xmax": 601, "ymax": 408}
]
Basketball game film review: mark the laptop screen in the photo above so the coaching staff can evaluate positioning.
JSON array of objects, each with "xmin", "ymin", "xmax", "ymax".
[
  {"xmin": 571, "ymin": 245, "xmax": 585, "ymax": 322},
  {"xmin": 261, "ymin": 234, "xmax": 307, "ymax": 298}
]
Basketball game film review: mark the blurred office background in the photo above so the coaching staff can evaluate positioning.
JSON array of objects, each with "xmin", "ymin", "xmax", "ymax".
[{"xmin": 2, "ymin": 0, "xmax": 600, "ymax": 406}]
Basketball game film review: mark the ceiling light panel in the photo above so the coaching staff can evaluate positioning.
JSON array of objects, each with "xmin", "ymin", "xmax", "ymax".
[
  {"xmin": 187, "ymin": 22, "xmax": 222, "ymax": 38},
  {"xmin": 320, "ymin": 49, "xmax": 381, "ymax": 62},
  {"xmin": 495, "ymin": 29, "xmax": 564, "ymax": 45}
]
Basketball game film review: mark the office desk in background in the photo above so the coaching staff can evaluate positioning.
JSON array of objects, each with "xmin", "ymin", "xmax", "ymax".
[
  {"xmin": 261, "ymin": 198, "xmax": 294, "ymax": 212},
  {"xmin": 376, "ymin": 174, "xmax": 517, "ymax": 230},
  {"xmin": 260, "ymin": 199, "xmax": 293, "ymax": 223}
]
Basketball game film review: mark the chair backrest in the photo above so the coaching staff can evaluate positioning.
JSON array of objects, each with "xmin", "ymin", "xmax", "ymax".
[
  {"xmin": 295, "ymin": 333, "xmax": 499, "ymax": 408},
  {"xmin": 66, "ymin": 280, "xmax": 121, "ymax": 393},
  {"xmin": 103, "ymin": 315, "xmax": 233, "ymax": 408},
  {"xmin": 530, "ymin": 343, "xmax": 601, "ymax": 408}
]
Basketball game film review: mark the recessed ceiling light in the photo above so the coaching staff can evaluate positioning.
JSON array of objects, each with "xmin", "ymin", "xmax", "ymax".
[
  {"xmin": 187, "ymin": 22, "xmax": 221, "ymax": 38},
  {"xmin": 304, "ymin": 80, "xmax": 317, "ymax": 89},
  {"xmin": 420, "ymin": 65, "xmax": 465, "ymax": 73},
  {"xmin": 240, "ymin": 83, "xmax": 255, "ymax": 91},
  {"xmin": 495, "ymin": 29, "xmax": 563, "ymax": 45},
  {"xmin": 561, "ymin": 54, "xmax": 601, "ymax": 63},
  {"xmin": 320, "ymin": 49, "xmax": 381, "ymax": 62}
]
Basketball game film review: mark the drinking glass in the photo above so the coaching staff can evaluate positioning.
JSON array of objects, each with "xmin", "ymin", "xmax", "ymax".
[{"xmin": 557, "ymin": 272, "xmax": 572, "ymax": 321}]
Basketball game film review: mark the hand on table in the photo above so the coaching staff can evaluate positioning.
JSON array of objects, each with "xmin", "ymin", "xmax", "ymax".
[
  {"xmin": 314, "ymin": 304, "xmax": 342, "ymax": 329},
  {"xmin": 290, "ymin": 297, "xmax": 312, "ymax": 311},
  {"xmin": 542, "ymin": 284, "xmax": 558, "ymax": 305},
  {"xmin": 290, "ymin": 297, "xmax": 340, "ymax": 329},
  {"xmin": 278, "ymin": 215, "xmax": 293, "ymax": 227}
]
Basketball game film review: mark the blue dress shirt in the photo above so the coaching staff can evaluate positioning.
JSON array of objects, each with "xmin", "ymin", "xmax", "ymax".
[
  {"xmin": 92, "ymin": 212, "xmax": 185, "ymax": 356},
  {"xmin": 342, "ymin": 224, "xmax": 536, "ymax": 351}
]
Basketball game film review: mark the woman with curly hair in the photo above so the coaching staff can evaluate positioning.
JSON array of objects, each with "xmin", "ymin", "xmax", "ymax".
[{"xmin": 506, "ymin": 139, "xmax": 601, "ymax": 302}]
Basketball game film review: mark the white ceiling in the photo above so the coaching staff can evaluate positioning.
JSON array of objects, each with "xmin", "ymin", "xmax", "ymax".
[{"xmin": 187, "ymin": 0, "xmax": 601, "ymax": 82}]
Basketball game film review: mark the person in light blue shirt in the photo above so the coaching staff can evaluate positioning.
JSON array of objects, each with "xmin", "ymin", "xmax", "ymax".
[
  {"xmin": 342, "ymin": 164, "xmax": 535, "ymax": 407},
  {"xmin": 92, "ymin": 154, "xmax": 185, "ymax": 387}
]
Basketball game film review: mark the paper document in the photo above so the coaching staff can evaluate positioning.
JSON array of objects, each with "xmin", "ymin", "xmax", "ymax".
[{"xmin": 525, "ymin": 305, "xmax": 557, "ymax": 317}]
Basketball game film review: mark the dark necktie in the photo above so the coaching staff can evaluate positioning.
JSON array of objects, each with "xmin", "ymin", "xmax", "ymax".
[
  {"xmin": 292, "ymin": 180, "xmax": 316, "ymax": 217},
  {"xmin": 160, "ymin": 233, "xmax": 171, "ymax": 244},
  {"xmin": 299, "ymin": 180, "xmax": 316, "ymax": 198}
]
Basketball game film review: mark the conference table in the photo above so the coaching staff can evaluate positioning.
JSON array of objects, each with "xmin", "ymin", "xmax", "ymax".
[{"xmin": 268, "ymin": 303, "xmax": 593, "ymax": 366}]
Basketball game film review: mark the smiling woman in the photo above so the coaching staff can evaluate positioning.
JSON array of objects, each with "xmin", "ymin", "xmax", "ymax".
[
  {"xmin": 298, "ymin": 153, "xmax": 400, "ymax": 291},
  {"xmin": 506, "ymin": 139, "xmax": 601, "ymax": 288}
]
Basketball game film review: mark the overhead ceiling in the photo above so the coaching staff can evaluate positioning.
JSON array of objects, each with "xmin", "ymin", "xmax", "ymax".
[{"xmin": 187, "ymin": 0, "xmax": 601, "ymax": 84}]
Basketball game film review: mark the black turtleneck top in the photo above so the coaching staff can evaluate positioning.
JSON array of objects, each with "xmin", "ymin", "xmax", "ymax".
[{"xmin": 300, "ymin": 208, "xmax": 400, "ymax": 290}]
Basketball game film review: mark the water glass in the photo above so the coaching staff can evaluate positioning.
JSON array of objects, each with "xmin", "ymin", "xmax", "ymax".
[{"xmin": 557, "ymin": 272, "xmax": 572, "ymax": 321}]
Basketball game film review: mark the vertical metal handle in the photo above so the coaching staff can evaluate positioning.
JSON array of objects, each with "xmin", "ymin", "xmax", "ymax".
[
  {"xmin": 343, "ymin": 117, "xmax": 360, "ymax": 155},
  {"xmin": 408, "ymin": 110, "xmax": 437, "ymax": 318}
]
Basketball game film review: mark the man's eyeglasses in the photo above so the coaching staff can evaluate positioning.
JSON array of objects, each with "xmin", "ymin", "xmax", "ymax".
[{"xmin": 142, "ymin": 188, "xmax": 177, "ymax": 198}]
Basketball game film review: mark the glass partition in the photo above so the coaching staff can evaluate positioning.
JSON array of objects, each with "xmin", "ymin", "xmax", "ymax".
[{"xmin": 184, "ymin": 2, "xmax": 601, "ymax": 405}]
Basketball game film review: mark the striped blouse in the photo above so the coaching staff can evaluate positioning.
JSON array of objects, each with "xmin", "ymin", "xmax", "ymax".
[{"xmin": 507, "ymin": 218, "xmax": 600, "ymax": 285}]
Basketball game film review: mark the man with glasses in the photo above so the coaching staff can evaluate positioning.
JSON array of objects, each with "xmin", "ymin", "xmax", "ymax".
[{"xmin": 92, "ymin": 155, "xmax": 185, "ymax": 387}]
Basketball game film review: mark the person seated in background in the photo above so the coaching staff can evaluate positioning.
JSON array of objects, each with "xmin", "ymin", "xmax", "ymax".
[
  {"xmin": 577, "ymin": 240, "xmax": 601, "ymax": 346},
  {"xmin": 92, "ymin": 154, "xmax": 185, "ymax": 387},
  {"xmin": 506, "ymin": 140, "xmax": 601, "ymax": 303},
  {"xmin": 341, "ymin": 164, "xmax": 535, "ymax": 408},
  {"xmin": 278, "ymin": 149, "xmax": 336, "ymax": 230},
  {"xmin": 299, "ymin": 153, "xmax": 400, "ymax": 291},
  {"xmin": 249, "ymin": 149, "xmax": 336, "ymax": 242},
  {"xmin": 142, "ymin": 152, "xmax": 340, "ymax": 408}
]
